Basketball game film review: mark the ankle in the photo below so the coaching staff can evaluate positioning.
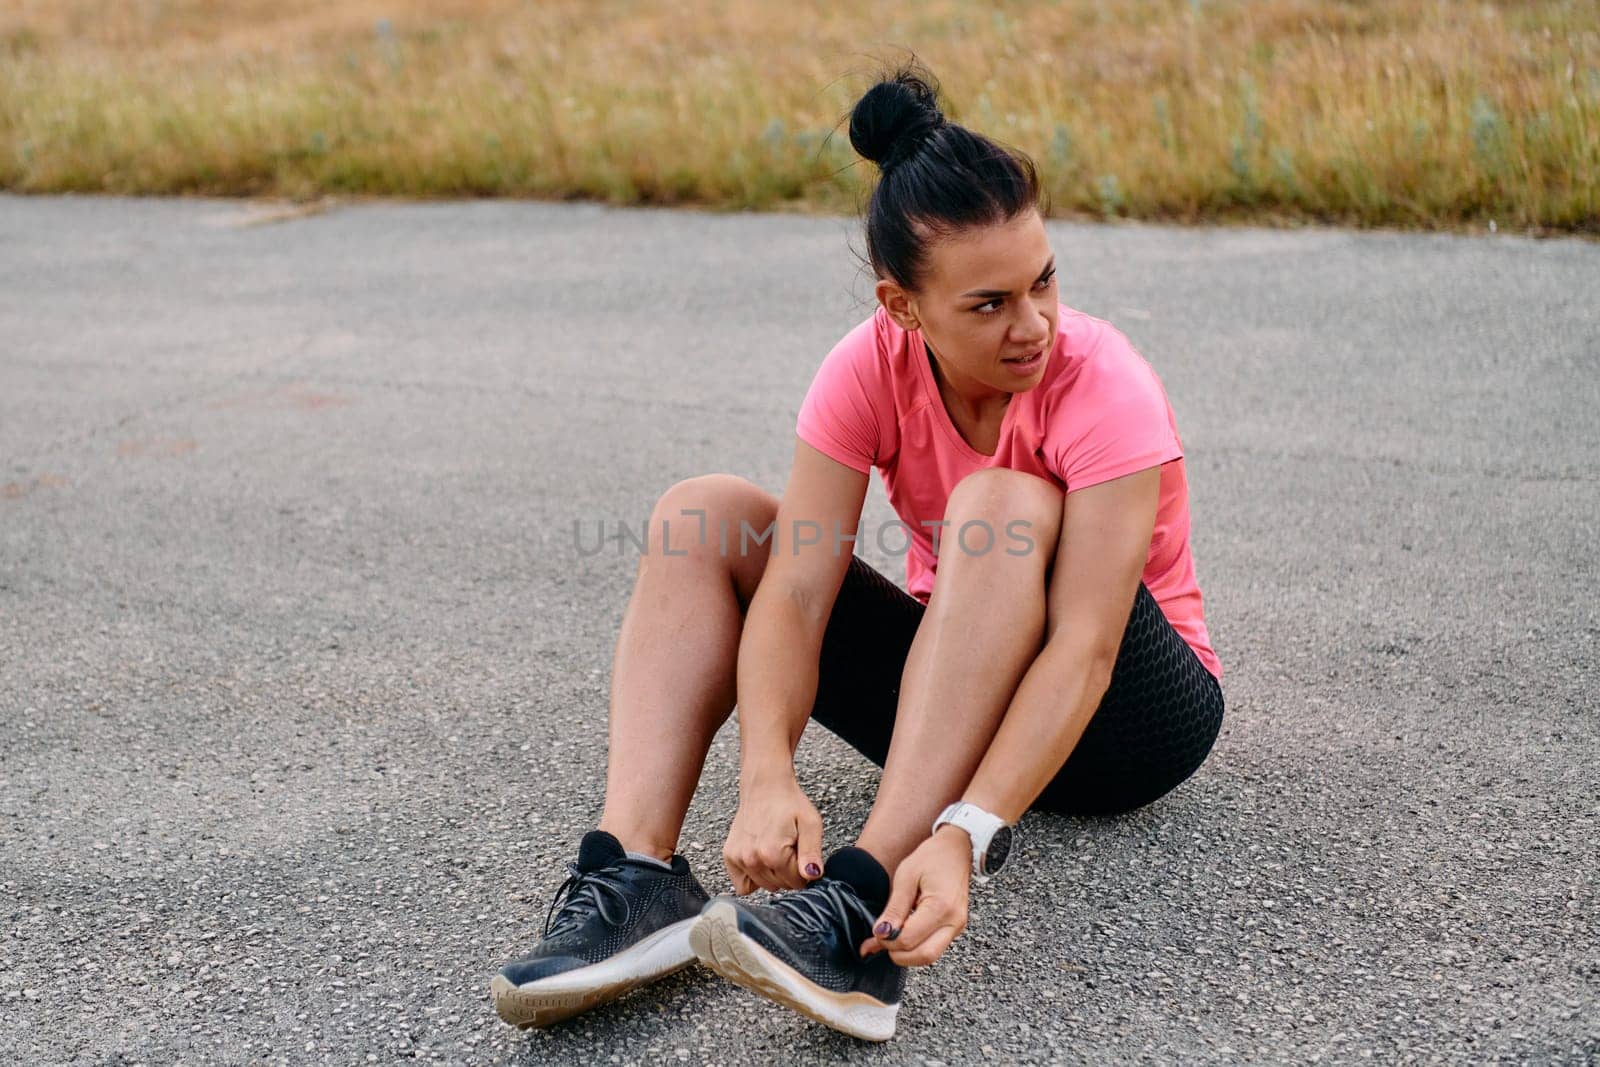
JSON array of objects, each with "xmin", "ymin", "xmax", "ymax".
[
  {"xmin": 847, "ymin": 833, "xmax": 905, "ymax": 876},
  {"xmin": 824, "ymin": 844, "xmax": 892, "ymax": 913},
  {"xmin": 597, "ymin": 819, "xmax": 675, "ymax": 863}
]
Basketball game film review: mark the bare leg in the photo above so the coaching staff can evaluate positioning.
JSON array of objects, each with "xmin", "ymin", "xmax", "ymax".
[
  {"xmin": 597, "ymin": 475, "xmax": 778, "ymax": 860},
  {"xmin": 854, "ymin": 468, "xmax": 1064, "ymax": 872}
]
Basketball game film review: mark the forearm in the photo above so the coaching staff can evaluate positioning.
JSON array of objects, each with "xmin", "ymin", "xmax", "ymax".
[
  {"xmin": 961, "ymin": 643, "xmax": 1115, "ymax": 824},
  {"xmin": 734, "ymin": 581, "xmax": 825, "ymax": 787}
]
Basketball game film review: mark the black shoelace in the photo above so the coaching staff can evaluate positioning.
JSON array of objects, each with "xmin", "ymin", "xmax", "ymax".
[
  {"xmin": 542, "ymin": 862, "xmax": 632, "ymax": 939},
  {"xmin": 769, "ymin": 878, "xmax": 876, "ymax": 942}
]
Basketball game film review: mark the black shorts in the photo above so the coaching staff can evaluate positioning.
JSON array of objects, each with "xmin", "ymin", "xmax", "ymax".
[{"xmin": 807, "ymin": 554, "xmax": 1225, "ymax": 816}]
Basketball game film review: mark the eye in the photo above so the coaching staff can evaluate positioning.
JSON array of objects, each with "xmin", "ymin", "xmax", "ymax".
[{"xmin": 974, "ymin": 269, "xmax": 1057, "ymax": 315}]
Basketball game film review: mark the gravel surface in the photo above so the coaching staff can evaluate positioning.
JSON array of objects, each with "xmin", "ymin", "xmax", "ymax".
[{"xmin": 2, "ymin": 194, "xmax": 1596, "ymax": 1065}]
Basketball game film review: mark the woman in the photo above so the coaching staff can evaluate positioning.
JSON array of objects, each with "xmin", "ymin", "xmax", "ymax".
[{"xmin": 489, "ymin": 60, "xmax": 1224, "ymax": 1043}]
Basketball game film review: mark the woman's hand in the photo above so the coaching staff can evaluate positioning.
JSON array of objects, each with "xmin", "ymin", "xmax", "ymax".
[
  {"xmin": 858, "ymin": 826, "xmax": 971, "ymax": 966},
  {"xmin": 722, "ymin": 773, "xmax": 825, "ymax": 894}
]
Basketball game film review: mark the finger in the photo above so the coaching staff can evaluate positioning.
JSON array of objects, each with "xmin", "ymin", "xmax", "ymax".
[
  {"xmin": 872, "ymin": 866, "xmax": 922, "ymax": 944},
  {"xmin": 739, "ymin": 853, "xmax": 773, "ymax": 893},
  {"xmin": 754, "ymin": 847, "xmax": 803, "ymax": 892},
  {"xmin": 859, "ymin": 934, "xmax": 890, "ymax": 958},
  {"xmin": 889, "ymin": 893, "xmax": 949, "ymax": 953},
  {"xmin": 754, "ymin": 865, "xmax": 791, "ymax": 893},
  {"xmin": 769, "ymin": 861, "xmax": 807, "ymax": 891},
  {"xmin": 795, "ymin": 811, "xmax": 824, "ymax": 882},
  {"xmin": 772, "ymin": 841, "xmax": 809, "ymax": 891},
  {"xmin": 728, "ymin": 847, "xmax": 768, "ymax": 896},
  {"xmin": 889, "ymin": 922, "xmax": 961, "ymax": 968},
  {"xmin": 755, "ymin": 851, "xmax": 800, "ymax": 895},
  {"xmin": 725, "ymin": 856, "xmax": 755, "ymax": 896}
]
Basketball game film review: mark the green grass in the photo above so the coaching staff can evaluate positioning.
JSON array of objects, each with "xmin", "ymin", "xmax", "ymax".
[{"xmin": 1, "ymin": 0, "xmax": 1595, "ymax": 234}]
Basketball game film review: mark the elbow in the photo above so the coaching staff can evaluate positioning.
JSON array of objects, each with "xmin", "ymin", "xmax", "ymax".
[
  {"xmin": 1099, "ymin": 660, "xmax": 1120, "ymax": 704},
  {"xmin": 780, "ymin": 581, "xmax": 824, "ymax": 630},
  {"xmin": 753, "ymin": 578, "xmax": 829, "ymax": 634},
  {"xmin": 1041, "ymin": 639, "xmax": 1118, "ymax": 701},
  {"xmin": 1083, "ymin": 651, "xmax": 1117, "ymax": 702}
]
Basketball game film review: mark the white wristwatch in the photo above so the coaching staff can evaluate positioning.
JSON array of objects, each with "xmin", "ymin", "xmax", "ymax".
[{"xmin": 932, "ymin": 802, "xmax": 1014, "ymax": 876}]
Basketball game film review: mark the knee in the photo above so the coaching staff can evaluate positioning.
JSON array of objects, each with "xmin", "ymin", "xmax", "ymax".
[
  {"xmin": 653, "ymin": 473, "xmax": 758, "ymax": 516},
  {"xmin": 942, "ymin": 468, "xmax": 1062, "ymax": 565},
  {"xmin": 648, "ymin": 474, "xmax": 776, "ymax": 563}
]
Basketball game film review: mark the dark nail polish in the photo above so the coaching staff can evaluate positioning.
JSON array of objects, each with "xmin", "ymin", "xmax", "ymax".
[
  {"xmin": 805, "ymin": 863, "xmax": 821, "ymax": 878},
  {"xmin": 874, "ymin": 921, "xmax": 892, "ymax": 937},
  {"xmin": 885, "ymin": 927, "xmax": 900, "ymax": 941}
]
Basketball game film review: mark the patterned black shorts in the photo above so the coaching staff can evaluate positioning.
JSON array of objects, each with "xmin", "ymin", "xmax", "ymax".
[{"xmin": 807, "ymin": 554, "xmax": 1225, "ymax": 816}]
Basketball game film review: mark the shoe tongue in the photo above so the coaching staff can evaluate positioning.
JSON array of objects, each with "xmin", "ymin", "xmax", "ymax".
[
  {"xmin": 821, "ymin": 846, "xmax": 891, "ymax": 913},
  {"xmin": 576, "ymin": 829, "xmax": 627, "ymax": 873}
]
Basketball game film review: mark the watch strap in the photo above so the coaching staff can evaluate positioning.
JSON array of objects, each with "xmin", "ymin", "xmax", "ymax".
[{"xmin": 933, "ymin": 802, "xmax": 1007, "ymax": 875}]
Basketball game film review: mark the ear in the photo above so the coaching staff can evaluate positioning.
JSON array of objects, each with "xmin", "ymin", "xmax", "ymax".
[{"xmin": 875, "ymin": 278, "xmax": 920, "ymax": 332}]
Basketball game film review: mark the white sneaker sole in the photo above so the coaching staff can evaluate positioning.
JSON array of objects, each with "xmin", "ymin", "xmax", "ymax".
[
  {"xmin": 689, "ymin": 899, "xmax": 899, "ymax": 1042},
  {"xmin": 489, "ymin": 915, "xmax": 699, "ymax": 1029}
]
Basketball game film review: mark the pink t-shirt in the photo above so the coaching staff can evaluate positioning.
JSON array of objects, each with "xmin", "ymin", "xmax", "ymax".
[{"xmin": 795, "ymin": 302, "xmax": 1222, "ymax": 681}]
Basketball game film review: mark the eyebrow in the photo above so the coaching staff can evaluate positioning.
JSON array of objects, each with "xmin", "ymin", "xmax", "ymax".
[{"xmin": 960, "ymin": 256, "xmax": 1056, "ymax": 299}]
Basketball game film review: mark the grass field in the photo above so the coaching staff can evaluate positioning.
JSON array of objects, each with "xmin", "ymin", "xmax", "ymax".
[{"xmin": 1, "ymin": 0, "xmax": 1596, "ymax": 234}]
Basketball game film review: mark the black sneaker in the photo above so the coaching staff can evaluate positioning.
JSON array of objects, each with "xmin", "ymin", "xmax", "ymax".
[
  {"xmin": 689, "ymin": 845, "xmax": 905, "ymax": 1041},
  {"xmin": 489, "ymin": 829, "xmax": 711, "ymax": 1028}
]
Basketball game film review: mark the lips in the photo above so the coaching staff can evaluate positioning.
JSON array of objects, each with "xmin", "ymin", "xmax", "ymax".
[{"xmin": 1004, "ymin": 348, "xmax": 1044, "ymax": 364}]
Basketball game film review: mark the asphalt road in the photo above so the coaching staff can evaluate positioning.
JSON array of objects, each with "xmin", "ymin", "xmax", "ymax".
[{"xmin": 2, "ymin": 194, "xmax": 1596, "ymax": 1065}]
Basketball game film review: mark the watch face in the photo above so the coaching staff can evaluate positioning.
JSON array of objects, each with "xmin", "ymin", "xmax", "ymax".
[{"xmin": 982, "ymin": 824, "xmax": 1013, "ymax": 874}]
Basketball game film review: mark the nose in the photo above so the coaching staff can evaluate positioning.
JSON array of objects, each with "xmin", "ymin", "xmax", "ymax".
[{"xmin": 1012, "ymin": 307, "xmax": 1051, "ymax": 347}]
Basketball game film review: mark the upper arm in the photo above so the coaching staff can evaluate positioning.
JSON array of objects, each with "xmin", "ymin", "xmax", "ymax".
[
  {"xmin": 794, "ymin": 320, "xmax": 884, "ymax": 477},
  {"xmin": 1043, "ymin": 463, "xmax": 1163, "ymax": 668},
  {"xmin": 758, "ymin": 436, "xmax": 871, "ymax": 627}
]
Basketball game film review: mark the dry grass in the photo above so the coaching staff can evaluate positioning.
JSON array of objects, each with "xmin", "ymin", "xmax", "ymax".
[{"xmin": 2, "ymin": 0, "xmax": 1595, "ymax": 233}]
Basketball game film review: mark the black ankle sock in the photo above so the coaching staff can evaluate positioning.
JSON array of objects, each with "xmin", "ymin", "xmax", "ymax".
[{"xmin": 822, "ymin": 846, "xmax": 891, "ymax": 913}]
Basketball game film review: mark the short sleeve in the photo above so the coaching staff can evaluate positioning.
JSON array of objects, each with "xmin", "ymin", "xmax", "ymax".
[
  {"xmin": 1047, "ymin": 327, "xmax": 1182, "ymax": 491},
  {"xmin": 794, "ymin": 320, "xmax": 883, "ymax": 474}
]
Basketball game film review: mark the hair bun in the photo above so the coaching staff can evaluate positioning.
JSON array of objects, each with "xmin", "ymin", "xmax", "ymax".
[{"xmin": 848, "ymin": 64, "xmax": 946, "ymax": 171}]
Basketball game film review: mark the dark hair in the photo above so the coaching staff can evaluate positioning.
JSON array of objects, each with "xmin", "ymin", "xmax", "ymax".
[{"xmin": 846, "ymin": 57, "xmax": 1047, "ymax": 293}]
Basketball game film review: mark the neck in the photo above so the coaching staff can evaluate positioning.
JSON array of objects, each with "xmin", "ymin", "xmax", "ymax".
[{"xmin": 925, "ymin": 340, "xmax": 1011, "ymax": 422}]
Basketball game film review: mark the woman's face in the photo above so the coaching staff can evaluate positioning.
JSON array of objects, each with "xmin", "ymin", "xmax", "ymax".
[{"xmin": 876, "ymin": 207, "xmax": 1058, "ymax": 402}]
